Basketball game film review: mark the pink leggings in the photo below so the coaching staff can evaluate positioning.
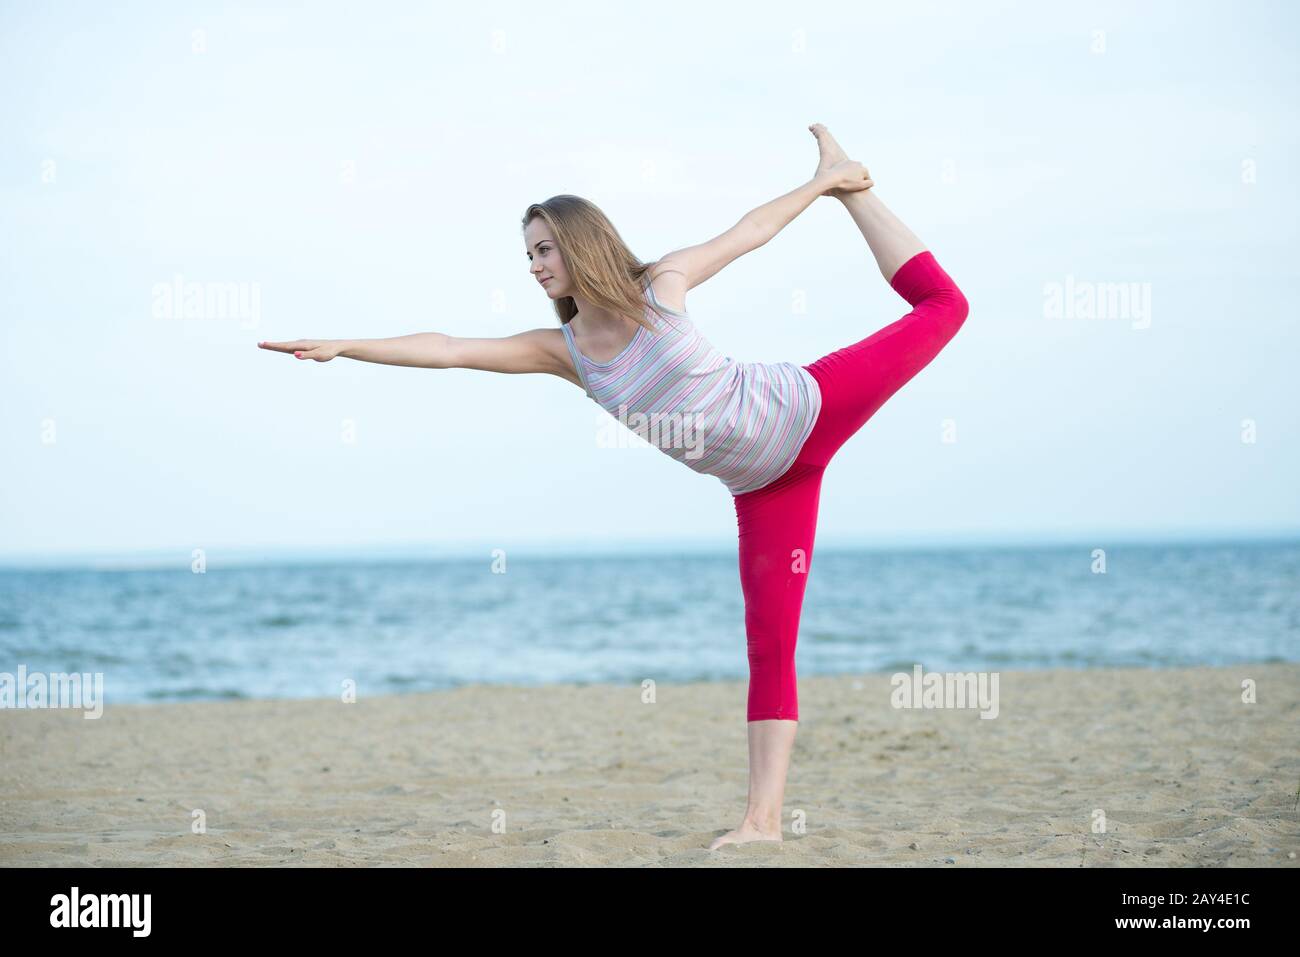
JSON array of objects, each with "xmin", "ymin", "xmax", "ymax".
[{"xmin": 732, "ymin": 250, "xmax": 969, "ymax": 721}]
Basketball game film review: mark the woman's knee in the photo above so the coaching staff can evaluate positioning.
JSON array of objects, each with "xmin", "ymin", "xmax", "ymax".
[{"xmin": 746, "ymin": 630, "xmax": 791, "ymax": 671}]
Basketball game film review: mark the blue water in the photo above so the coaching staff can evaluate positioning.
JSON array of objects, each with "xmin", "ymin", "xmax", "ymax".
[{"xmin": 1, "ymin": 541, "xmax": 1297, "ymax": 705}]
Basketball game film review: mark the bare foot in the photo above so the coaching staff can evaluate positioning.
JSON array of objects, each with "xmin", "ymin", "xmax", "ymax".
[
  {"xmin": 708, "ymin": 819, "xmax": 783, "ymax": 851},
  {"xmin": 809, "ymin": 121, "xmax": 853, "ymax": 198}
]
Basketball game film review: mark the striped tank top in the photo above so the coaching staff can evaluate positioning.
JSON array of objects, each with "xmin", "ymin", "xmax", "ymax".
[{"xmin": 560, "ymin": 281, "xmax": 822, "ymax": 495}]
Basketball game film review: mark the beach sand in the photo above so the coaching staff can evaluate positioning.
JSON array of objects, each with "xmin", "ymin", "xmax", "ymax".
[{"xmin": 2, "ymin": 664, "xmax": 1297, "ymax": 867}]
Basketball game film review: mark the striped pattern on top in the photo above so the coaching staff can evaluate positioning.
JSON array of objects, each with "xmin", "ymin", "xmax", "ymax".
[{"xmin": 560, "ymin": 282, "xmax": 822, "ymax": 496}]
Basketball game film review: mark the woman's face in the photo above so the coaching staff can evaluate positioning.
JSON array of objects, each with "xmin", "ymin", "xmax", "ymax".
[{"xmin": 524, "ymin": 218, "xmax": 571, "ymax": 300}]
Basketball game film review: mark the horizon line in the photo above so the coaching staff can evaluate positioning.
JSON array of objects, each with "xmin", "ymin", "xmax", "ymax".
[{"xmin": 1, "ymin": 527, "xmax": 1298, "ymax": 571}]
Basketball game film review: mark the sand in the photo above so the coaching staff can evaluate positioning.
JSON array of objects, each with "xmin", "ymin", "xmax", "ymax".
[{"xmin": 1, "ymin": 664, "xmax": 1297, "ymax": 867}]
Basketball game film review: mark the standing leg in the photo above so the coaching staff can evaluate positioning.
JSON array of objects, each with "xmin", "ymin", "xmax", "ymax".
[{"xmin": 709, "ymin": 462, "xmax": 826, "ymax": 850}]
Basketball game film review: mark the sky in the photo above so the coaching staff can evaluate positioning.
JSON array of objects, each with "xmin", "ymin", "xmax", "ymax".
[{"xmin": 2, "ymin": 0, "xmax": 1297, "ymax": 565}]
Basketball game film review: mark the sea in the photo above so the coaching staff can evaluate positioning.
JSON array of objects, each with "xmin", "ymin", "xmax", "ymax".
[{"xmin": 1, "ymin": 540, "xmax": 1297, "ymax": 705}]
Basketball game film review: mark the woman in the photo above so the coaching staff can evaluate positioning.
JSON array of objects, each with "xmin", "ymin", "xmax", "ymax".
[{"xmin": 259, "ymin": 123, "xmax": 970, "ymax": 851}]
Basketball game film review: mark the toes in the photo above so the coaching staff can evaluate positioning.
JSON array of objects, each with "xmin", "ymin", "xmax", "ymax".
[{"xmin": 708, "ymin": 829, "xmax": 738, "ymax": 850}]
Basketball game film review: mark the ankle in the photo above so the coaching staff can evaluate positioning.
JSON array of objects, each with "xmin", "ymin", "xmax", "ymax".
[
  {"xmin": 743, "ymin": 810, "xmax": 782, "ymax": 834},
  {"xmin": 836, "ymin": 187, "xmax": 869, "ymax": 208}
]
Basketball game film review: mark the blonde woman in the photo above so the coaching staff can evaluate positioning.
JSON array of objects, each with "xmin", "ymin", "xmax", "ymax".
[{"xmin": 260, "ymin": 124, "xmax": 970, "ymax": 850}]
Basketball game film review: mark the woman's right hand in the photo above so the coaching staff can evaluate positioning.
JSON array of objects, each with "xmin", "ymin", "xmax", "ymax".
[
  {"xmin": 258, "ymin": 339, "xmax": 345, "ymax": 361},
  {"xmin": 818, "ymin": 159, "xmax": 874, "ymax": 196}
]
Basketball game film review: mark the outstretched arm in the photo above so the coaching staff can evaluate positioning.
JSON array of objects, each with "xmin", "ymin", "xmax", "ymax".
[
  {"xmin": 258, "ymin": 328, "xmax": 572, "ymax": 378},
  {"xmin": 652, "ymin": 161, "xmax": 872, "ymax": 296}
]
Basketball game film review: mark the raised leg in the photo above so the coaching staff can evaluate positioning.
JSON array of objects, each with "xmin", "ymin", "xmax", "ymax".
[
  {"xmin": 796, "ymin": 252, "xmax": 970, "ymax": 468},
  {"xmin": 809, "ymin": 122, "xmax": 927, "ymax": 281},
  {"xmin": 801, "ymin": 124, "xmax": 970, "ymax": 467}
]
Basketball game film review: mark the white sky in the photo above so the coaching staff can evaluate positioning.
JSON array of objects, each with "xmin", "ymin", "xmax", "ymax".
[{"xmin": 2, "ymin": 0, "xmax": 1297, "ymax": 563}]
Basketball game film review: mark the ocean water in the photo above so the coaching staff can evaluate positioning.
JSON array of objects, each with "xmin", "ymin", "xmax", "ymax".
[{"xmin": 1, "ymin": 541, "xmax": 1297, "ymax": 705}]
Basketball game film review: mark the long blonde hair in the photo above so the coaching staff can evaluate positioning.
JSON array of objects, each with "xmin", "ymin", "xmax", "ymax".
[{"xmin": 522, "ymin": 195, "xmax": 675, "ymax": 332}]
